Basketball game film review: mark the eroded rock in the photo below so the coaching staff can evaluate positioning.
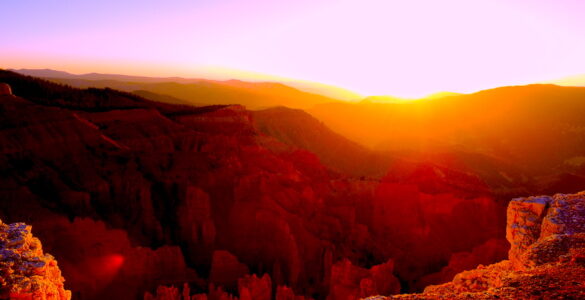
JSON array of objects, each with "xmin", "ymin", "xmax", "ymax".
[{"xmin": 0, "ymin": 219, "xmax": 71, "ymax": 300}]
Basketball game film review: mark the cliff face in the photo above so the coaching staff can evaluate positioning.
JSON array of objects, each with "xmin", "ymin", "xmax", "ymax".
[
  {"xmin": 0, "ymin": 219, "xmax": 71, "ymax": 300},
  {"xmin": 369, "ymin": 191, "xmax": 585, "ymax": 299}
]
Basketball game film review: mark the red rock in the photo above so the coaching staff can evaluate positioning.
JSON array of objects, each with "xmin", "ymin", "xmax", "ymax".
[{"xmin": 0, "ymin": 83, "xmax": 12, "ymax": 95}]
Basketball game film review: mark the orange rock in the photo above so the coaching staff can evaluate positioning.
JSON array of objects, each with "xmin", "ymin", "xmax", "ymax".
[
  {"xmin": 506, "ymin": 195, "xmax": 552, "ymax": 269},
  {"xmin": 0, "ymin": 219, "xmax": 71, "ymax": 300}
]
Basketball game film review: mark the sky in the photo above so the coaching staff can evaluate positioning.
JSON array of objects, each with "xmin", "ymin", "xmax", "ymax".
[{"xmin": 1, "ymin": 0, "xmax": 585, "ymax": 98}]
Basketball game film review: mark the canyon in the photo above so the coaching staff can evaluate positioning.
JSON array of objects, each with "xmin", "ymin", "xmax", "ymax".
[{"xmin": 1, "ymin": 70, "xmax": 585, "ymax": 299}]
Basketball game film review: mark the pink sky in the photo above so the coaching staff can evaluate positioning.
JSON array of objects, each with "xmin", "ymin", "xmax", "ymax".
[{"xmin": 1, "ymin": 0, "xmax": 584, "ymax": 97}]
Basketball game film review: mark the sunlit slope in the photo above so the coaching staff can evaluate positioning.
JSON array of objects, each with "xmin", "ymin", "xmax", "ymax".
[
  {"xmin": 309, "ymin": 84, "xmax": 585, "ymax": 175},
  {"xmin": 253, "ymin": 106, "xmax": 394, "ymax": 177},
  {"xmin": 14, "ymin": 69, "xmax": 342, "ymax": 109},
  {"xmin": 283, "ymin": 80, "xmax": 363, "ymax": 101}
]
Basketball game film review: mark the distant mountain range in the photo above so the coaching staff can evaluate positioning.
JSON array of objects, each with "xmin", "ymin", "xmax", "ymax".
[{"xmin": 12, "ymin": 69, "xmax": 351, "ymax": 109}]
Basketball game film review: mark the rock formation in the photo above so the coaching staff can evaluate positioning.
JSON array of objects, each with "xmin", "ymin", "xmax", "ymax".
[
  {"xmin": 0, "ymin": 83, "xmax": 11, "ymax": 95},
  {"xmin": 0, "ymin": 218, "xmax": 71, "ymax": 300},
  {"xmin": 367, "ymin": 191, "xmax": 585, "ymax": 299}
]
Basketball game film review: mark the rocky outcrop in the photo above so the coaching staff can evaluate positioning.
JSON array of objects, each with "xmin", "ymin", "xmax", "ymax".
[
  {"xmin": 366, "ymin": 191, "xmax": 585, "ymax": 299},
  {"xmin": 0, "ymin": 83, "xmax": 11, "ymax": 95},
  {"xmin": 506, "ymin": 195, "xmax": 553, "ymax": 269},
  {"xmin": 509, "ymin": 192, "xmax": 585, "ymax": 270},
  {"xmin": 0, "ymin": 219, "xmax": 71, "ymax": 300}
]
